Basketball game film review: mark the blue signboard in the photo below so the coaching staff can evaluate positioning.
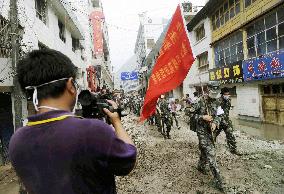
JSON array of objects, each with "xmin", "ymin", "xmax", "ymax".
[
  {"xmin": 121, "ymin": 71, "xmax": 138, "ymax": 81},
  {"xmin": 243, "ymin": 50, "xmax": 284, "ymax": 82}
]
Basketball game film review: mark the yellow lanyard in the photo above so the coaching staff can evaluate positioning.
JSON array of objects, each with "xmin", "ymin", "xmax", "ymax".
[{"xmin": 26, "ymin": 115, "xmax": 82, "ymax": 126}]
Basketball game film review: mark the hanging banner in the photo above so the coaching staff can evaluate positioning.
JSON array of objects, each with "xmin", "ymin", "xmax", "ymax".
[
  {"xmin": 121, "ymin": 72, "xmax": 138, "ymax": 81},
  {"xmin": 209, "ymin": 61, "xmax": 244, "ymax": 84},
  {"xmin": 243, "ymin": 50, "xmax": 284, "ymax": 82},
  {"xmin": 90, "ymin": 11, "xmax": 104, "ymax": 55},
  {"xmin": 86, "ymin": 66, "xmax": 96, "ymax": 92}
]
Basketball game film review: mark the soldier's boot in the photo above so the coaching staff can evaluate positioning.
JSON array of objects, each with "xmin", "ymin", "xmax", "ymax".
[
  {"xmin": 213, "ymin": 175, "xmax": 225, "ymax": 192},
  {"xmin": 166, "ymin": 131, "xmax": 171, "ymax": 139},
  {"xmin": 228, "ymin": 142, "xmax": 242, "ymax": 155},
  {"xmin": 197, "ymin": 166, "xmax": 209, "ymax": 175},
  {"xmin": 230, "ymin": 148, "xmax": 242, "ymax": 156}
]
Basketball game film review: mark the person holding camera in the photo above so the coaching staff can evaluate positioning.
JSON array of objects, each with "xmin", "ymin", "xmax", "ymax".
[{"xmin": 9, "ymin": 49, "xmax": 137, "ymax": 194}]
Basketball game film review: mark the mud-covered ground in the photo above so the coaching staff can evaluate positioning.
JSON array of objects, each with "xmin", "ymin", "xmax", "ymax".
[
  {"xmin": 117, "ymin": 114, "xmax": 284, "ymax": 194},
  {"xmin": 1, "ymin": 114, "xmax": 284, "ymax": 194}
]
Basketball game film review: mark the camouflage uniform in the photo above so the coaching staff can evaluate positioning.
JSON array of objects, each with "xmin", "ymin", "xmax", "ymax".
[
  {"xmin": 193, "ymin": 96, "xmax": 224, "ymax": 189},
  {"xmin": 215, "ymin": 97, "xmax": 237, "ymax": 153},
  {"xmin": 159, "ymin": 99, "xmax": 173, "ymax": 139},
  {"xmin": 154, "ymin": 105, "xmax": 163, "ymax": 133}
]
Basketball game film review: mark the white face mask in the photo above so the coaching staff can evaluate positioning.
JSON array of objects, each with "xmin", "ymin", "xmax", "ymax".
[
  {"xmin": 223, "ymin": 95, "xmax": 230, "ymax": 100},
  {"xmin": 72, "ymin": 80, "xmax": 81, "ymax": 113},
  {"xmin": 25, "ymin": 78, "xmax": 80, "ymax": 113}
]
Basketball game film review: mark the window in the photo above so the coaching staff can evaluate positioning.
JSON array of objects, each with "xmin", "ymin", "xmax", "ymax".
[
  {"xmin": 212, "ymin": 0, "xmax": 241, "ymax": 30},
  {"xmin": 235, "ymin": 0, "xmax": 240, "ymax": 15},
  {"xmin": 214, "ymin": 32, "xmax": 243, "ymax": 67},
  {"xmin": 58, "ymin": 20, "xmax": 66, "ymax": 43},
  {"xmin": 195, "ymin": 85, "xmax": 208, "ymax": 95},
  {"xmin": 92, "ymin": 0, "xmax": 100, "ymax": 8},
  {"xmin": 246, "ymin": 7, "xmax": 284, "ymax": 58},
  {"xmin": 195, "ymin": 24, "xmax": 205, "ymax": 41},
  {"xmin": 263, "ymin": 85, "xmax": 271, "ymax": 94},
  {"xmin": 262, "ymin": 84, "xmax": 284, "ymax": 95},
  {"xmin": 146, "ymin": 39, "xmax": 155, "ymax": 49},
  {"xmin": 72, "ymin": 36, "xmax": 79, "ymax": 52},
  {"xmin": 35, "ymin": 0, "xmax": 47, "ymax": 24},
  {"xmin": 272, "ymin": 85, "xmax": 281, "ymax": 94},
  {"xmin": 197, "ymin": 52, "xmax": 208, "ymax": 72},
  {"xmin": 245, "ymin": 0, "xmax": 256, "ymax": 8},
  {"xmin": 182, "ymin": 2, "xmax": 192, "ymax": 12}
]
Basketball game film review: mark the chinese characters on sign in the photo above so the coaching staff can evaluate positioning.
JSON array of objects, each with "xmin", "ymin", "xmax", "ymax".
[
  {"xmin": 121, "ymin": 72, "xmax": 138, "ymax": 81},
  {"xmin": 243, "ymin": 50, "xmax": 284, "ymax": 82},
  {"xmin": 150, "ymin": 36, "xmax": 190, "ymax": 85},
  {"xmin": 140, "ymin": 5, "xmax": 194, "ymax": 121},
  {"xmin": 209, "ymin": 61, "xmax": 244, "ymax": 84},
  {"xmin": 90, "ymin": 11, "xmax": 105, "ymax": 55}
]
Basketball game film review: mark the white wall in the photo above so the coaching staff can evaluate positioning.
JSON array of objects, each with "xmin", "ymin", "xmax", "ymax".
[
  {"xmin": 144, "ymin": 17, "xmax": 168, "ymax": 55},
  {"xmin": 183, "ymin": 18, "xmax": 212, "ymax": 98},
  {"xmin": 0, "ymin": 58, "xmax": 13, "ymax": 86},
  {"xmin": 0, "ymin": 0, "xmax": 88, "ymax": 88},
  {"xmin": 236, "ymin": 84, "xmax": 261, "ymax": 118}
]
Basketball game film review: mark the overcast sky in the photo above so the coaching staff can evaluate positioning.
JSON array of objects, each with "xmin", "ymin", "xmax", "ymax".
[{"xmin": 101, "ymin": 0, "xmax": 207, "ymax": 72}]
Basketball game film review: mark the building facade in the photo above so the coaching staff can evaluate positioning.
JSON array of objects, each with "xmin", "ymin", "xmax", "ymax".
[
  {"xmin": 89, "ymin": 0, "xmax": 113, "ymax": 90},
  {"xmin": 134, "ymin": 13, "xmax": 169, "ymax": 95},
  {"xmin": 188, "ymin": 0, "xmax": 284, "ymax": 125},
  {"xmin": 183, "ymin": 17, "xmax": 213, "ymax": 101}
]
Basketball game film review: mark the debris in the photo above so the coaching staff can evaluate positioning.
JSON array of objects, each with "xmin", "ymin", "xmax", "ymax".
[{"xmin": 264, "ymin": 165, "xmax": 272, "ymax": 169}]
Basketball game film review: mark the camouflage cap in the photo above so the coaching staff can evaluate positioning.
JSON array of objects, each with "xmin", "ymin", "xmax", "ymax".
[{"xmin": 207, "ymin": 81, "xmax": 220, "ymax": 91}]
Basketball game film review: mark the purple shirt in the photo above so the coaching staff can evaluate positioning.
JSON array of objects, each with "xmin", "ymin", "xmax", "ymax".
[{"xmin": 9, "ymin": 110, "xmax": 137, "ymax": 194}]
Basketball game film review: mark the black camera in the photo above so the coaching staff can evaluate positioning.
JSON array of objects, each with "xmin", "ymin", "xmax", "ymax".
[{"xmin": 78, "ymin": 90, "xmax": 126, "ymax": 123}]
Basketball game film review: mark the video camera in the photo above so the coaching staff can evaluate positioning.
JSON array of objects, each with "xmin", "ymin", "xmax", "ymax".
[{"xmin": 78, "ymin": 90, "xmax": 126, "ymax": 123}]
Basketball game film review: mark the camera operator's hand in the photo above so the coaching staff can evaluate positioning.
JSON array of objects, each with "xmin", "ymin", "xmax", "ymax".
[
  {"xmin": 103, "ymin": 100, "xmax": 120, "ymax": 124},
  {"xmin": 103, "ymin": 100, "xmax": 134, "ymax": 146}
]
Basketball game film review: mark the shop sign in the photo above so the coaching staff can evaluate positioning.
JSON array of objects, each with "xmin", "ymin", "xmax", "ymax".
[
  {"xmin": 243, "ymin": 50, "xmax": 284, "ymax": 82},
  {"xmin": 208, "ymin": 61, "xmax": 243, "ymax": 84}
]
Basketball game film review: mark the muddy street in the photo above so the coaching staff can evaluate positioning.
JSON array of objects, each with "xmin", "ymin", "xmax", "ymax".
[
  {"xmin": 0, "ymin": 114, "xmax": 284, "ymax": 194},
  {"xmin": 117, "ymin": 114, "xmax": 284, "ymax": 194}
]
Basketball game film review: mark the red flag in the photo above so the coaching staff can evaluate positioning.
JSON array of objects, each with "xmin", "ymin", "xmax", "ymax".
[{"xmin": 140, "ymin": 5, "xmax": 195, "ymax": 121}]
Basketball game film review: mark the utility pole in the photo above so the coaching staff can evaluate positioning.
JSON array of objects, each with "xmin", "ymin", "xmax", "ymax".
[
  {"xmin": 10, "ymin": 1, "xmax": 28, "ymax": 193},
  {"xmin": 10, "ymin": 0, "xmax": 24, "ymax": 130}
]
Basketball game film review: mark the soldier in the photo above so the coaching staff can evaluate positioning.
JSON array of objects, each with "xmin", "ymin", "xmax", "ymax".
[
  {"xmin": 193, "ymin": 82, "xmax": 225, "ymax": 191},
  {"xmin": 168, "ymin": 98, "xmax": 181, "ymax": 130},
  {"xmin": 187, "ymin": 92, "xmax": 199, "ymax": 132},
  {"xmin": 159, "ymin": 95, "xmax": 173, "ymax": 139},
  {"xmin": 155, "ymin": 98, "xmax": 163, "ymax": 134},
  {"xmin": 215, "ymin": 87, "xmax": 239, "ymax": 155}
]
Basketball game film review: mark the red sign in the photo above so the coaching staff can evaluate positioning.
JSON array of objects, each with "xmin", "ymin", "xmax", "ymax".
[
  {"xmin": 87, "ymin": 66, "xmax": 96, "ymax": 92},
  {"xmin": 90, "ymin": 11, "xmax": 104, "ymax": 55},
  {"xmin": 140, "ymin": 5, "xmax": 195, "ymax": 121}
]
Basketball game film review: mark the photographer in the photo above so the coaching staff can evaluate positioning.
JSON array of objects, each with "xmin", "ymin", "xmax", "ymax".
[{"xmin": 9, "ymin": 49, "xmax": 137, "ymax": 194}]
